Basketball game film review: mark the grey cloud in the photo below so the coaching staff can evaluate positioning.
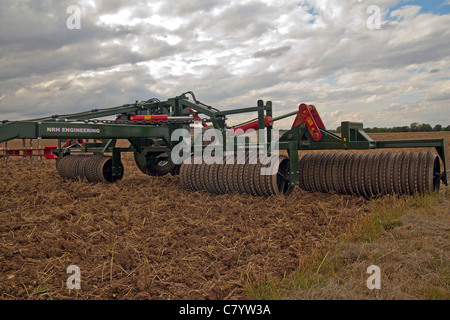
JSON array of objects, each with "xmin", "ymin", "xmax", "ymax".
[
  {"xmin": 253, "ymin": 46, "xmax": 292, "ymax": 59},
  {"xmin": 425, "ymin": 90, "xmax": 450, "ymax": 102},
  {"xmin": 0, "ymin": 1, "xmax": 150, "ymax": 82},
  {"xmin": 0, "ymin": 1, "xmax": 103, "ymax": 47},
  {"xmin": 0, "ymin": 64, "xmax": 158, "ymax": 119},
  {"xmin": 158, "ymin": 0, "xmax": 227, "ymax": 16},
  {"xmin": 95, "ymin": 0, "xmax": 136, "ymax": 14},
  {"xmin": 285, "ymin": 12, "xmax": 450, "ymax": 80},
  {"xmin": 0, "ymin": 40, "xmax": 145, "ymax": 82},
  {"xmin": 201, "ymin": 1, "xmax": 274, "ymax": 41},
  {"xmin": 381, "ymin": 104, "xmax": 407, "ymax": 112},
  {"xmin": 0, "ymin": 0, "xmax": 449, "ymax": 128}
]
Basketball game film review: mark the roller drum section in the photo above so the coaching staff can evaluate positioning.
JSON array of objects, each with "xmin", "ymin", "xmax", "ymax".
[
  {"xmin": 56, "ymin": 154, "xmax": 123, "ymax": 183},
  {"xmin": 298, "ymin": 151, "xmax": 441, "ymax": 197},
  {"xmin": 180, "ymin": 155, "xmax": 294, "ymax": 196}
]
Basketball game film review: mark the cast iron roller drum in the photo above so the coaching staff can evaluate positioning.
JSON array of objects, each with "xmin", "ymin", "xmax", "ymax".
[
  {"xmin": 56, "ymin": 155, "xmax": 90, "ymax": 180},
  {"xmin": 180, "ymin": 154, "xmax": 294, "ymax": 196},
  {"xmin": 298, "ymin": 151, "xmax": 441, "ymax": 197},
  {"xmin": 95, "ymin": 156, "xmax": 124, "ymax": 183},
  {"xmin": 57, "ymin": 154, "xmax": 91, "ymax": 180},
  {"xmin": 56, "ymin": 155, "xmax": 124, "ymax": 183}
]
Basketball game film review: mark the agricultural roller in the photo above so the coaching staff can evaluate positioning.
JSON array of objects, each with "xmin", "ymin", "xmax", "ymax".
[{"xmin": 0, "ymin": 91, "xmax": 448, "ymax": 198}]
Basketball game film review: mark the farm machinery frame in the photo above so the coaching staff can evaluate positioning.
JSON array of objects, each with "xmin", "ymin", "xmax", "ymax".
[{"xmin": 0, "ymin": 91, "xmax": 448, "ymax": 197}]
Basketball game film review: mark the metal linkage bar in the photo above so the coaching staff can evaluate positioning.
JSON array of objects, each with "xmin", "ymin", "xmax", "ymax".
[
  {"xmin": 2, "ymin": 142, "xmax": 7, "ymax": 167},
  {"xmin": 0, "ymin": 140, "xmax": 57, "ymax": 168}
]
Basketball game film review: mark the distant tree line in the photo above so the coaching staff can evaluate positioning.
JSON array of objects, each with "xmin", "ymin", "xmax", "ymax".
[{"xmin": 335, "ymin": 123, "xmax": 450, "ymax": 133}]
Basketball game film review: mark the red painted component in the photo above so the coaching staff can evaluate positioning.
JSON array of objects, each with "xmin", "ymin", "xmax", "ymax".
[
  {"xmin": 230, "ymin": 117, "xmax": 273, "ymax": 136},
  {"xmin": 291, "ymin": 104, "xmax": 325, "ymax": 141},
  {"xmin": 3, "ymin": 150, "xmax": 20, "ymax": 156},
  {"xmin": 43, "ymin": 146, "xmax": 58, "ymax": 159},
  {"xmin": 130, "ymin": 109, "xmax": 207, "ymax": 127},
  {"xmin": 130, "ymin": 115, "xmax": 168, "ymax": 121},
  {"xmin": 189, "ymin": 108, "xmax": 207, "ymax": 128},
  {"xmin": 66, "ymin": 139, "xmax": 85, "ymax": 146},
  {"xmin": 307, "ymin": 104, "xmax": 326, "ymax": 130},
  {"xmin": 0, "ymin": 146, "xmax": 58, "ymax": 159}
]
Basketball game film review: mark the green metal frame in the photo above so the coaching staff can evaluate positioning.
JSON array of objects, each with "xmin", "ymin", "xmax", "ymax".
[{"xmin": 0, "ymin": 94, "xmax": 448, "ymax": 186}]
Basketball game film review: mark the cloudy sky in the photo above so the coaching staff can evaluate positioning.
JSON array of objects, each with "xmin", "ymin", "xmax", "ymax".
[{"xmin": 0, "ymin": 0, "xmax": 449, "ymax": 129}]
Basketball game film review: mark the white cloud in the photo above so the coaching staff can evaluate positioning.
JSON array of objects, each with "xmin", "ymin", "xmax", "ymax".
[
  {"xmin": 390, "ymin": 5, "xmax": 421, "ymax": 21},
  {"xmin": 365, "ymin": 95, "xmax": 378, "ymax": 103}
]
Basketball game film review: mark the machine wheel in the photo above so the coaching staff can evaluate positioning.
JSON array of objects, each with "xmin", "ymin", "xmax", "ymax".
[
  {"xmin": 425, "ymin": 151, "xmax": 441, "ymax": 193},
  {"xmin": 134, "ymin": 150, "xmax": 175, "ymax": 176},
  {"xmin": 96, "ymin": 156, "xmax": 124, "ymax": 183}
]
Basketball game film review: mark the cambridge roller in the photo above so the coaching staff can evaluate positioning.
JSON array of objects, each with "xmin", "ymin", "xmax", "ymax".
[
  {"xmin": 180, "ymin": 154, "xmax": 294, "ymax": 196},
  {"xmin": 179, "ymin": 150, "xmax": 442, "ymax": 198},
  {"xmin": 297, "ymin": 151, "xmax": 441, "ymax": 197},
  {"xmin": 56, "ymin": 154, "xmax": 124, "ymax": 183}
]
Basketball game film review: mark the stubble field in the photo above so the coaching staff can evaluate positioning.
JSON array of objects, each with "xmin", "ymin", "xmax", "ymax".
[{"xmin": 0, "ymin": 132, "xmax": 449, "ymax": 299}]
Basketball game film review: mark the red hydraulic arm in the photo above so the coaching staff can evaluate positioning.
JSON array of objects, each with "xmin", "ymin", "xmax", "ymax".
[
  {"xmin": 130, "ymin": 115, "xmax": 169, "ymax": 121},
  {"xmin": 230, "ymin": 116, "xmax": 273, "ymax": 136},
  {"xmin": 129, "ymin": 109, "xmax": 207, "ymax": 127}
]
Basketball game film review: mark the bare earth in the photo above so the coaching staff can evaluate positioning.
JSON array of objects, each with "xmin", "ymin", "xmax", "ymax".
[{"xmin": 0, "ymin": 132, "xmax": 449, "ymax": 299}]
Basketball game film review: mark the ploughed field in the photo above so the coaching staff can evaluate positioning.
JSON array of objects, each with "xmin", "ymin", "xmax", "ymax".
[{"xmin": 0, "ymin": 132, "xmax": 449, "ymax": 299}]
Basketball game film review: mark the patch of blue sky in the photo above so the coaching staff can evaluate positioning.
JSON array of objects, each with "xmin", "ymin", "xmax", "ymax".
[
  {"xmin": 305, "ymin": 6, "xmax": 315, "ymax": 15},
  {"xmin": 387, "ymin": 0, "xmax": 450, "ymax": 16},
  {"xmin": 406, "ymin": 67, "xmax": 427, "ymax": 74},
  {"xmin": 430, "ymin": 76, "xmax": 450, "ymax": 81},
  {"xmin": 325, "ymin": 75, "xmax": 338, "ymax": 85}
]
